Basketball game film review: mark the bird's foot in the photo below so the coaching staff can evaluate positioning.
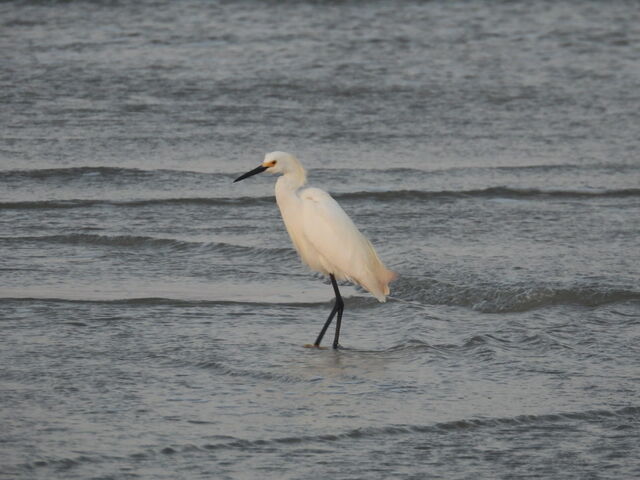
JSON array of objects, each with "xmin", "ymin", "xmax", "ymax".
[{"xmin": 304, "ymin": 343, "xmax": 328, "ymax": 350}]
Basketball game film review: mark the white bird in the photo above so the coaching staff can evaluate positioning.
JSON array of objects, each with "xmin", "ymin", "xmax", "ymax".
[{"xmin": 234, "ymin": 151, "xmax": 397, "ymax": 349}]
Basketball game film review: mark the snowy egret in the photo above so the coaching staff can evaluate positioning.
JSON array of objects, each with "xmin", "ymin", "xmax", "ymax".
[{"xmin": 234, "ymin": 152, "xmax": 396, "ymax": 349}]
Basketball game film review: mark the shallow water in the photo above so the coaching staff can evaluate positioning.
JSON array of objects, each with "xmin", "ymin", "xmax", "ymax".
[{"xmin": 1, "ymin": 1, "xmax": 639, "ymax": 479}]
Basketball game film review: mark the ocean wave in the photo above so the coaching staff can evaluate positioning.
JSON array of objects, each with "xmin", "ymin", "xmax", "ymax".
[
  {"xmin": 0, "ymin": 196, "xmax": 274, "ymax": 209},
  {"xmin": 0, "ymin": 166, "xmax": 231, "ymax": 181},
  {"xmin": 2, "ymin": 186, "xmax": 638, "ymax": 210},
  {"xmin": 0, "ymin": 232, "xmax": 288, "ymax": 254},
  {"xmin": 197, "ymin": 405, "xmax": 640, "ymax": 450},
  {"xmin": 19, "ymin": 405, "xmax": 638, "ymax": 471},
  {"xmin": 3, "ymin": 163, "xmax": 637, "ymax": 184},
  {"xmin": 392, "ymin": 276, "xmax": 640, "ymax": 313},
  {"xmin": 2, "ymin": 233, "xmax": 196, "ymax": 249},
  {"xmin": 0, "ymin": 233, "xmax": 300, "ymax": 273},
  {"xmin": 337, "ymin": 187, "xmax": 640, "ymax": 202},
  {"xmin": 5, "ymin": 281, "xmax": 635, "ymax": 314},
  {"xmin": 0, "ymin": 296, "xmax": 328, "ymax": 308},
  {"xmin": 341, "ymin": 332, "xmax": 570, "ymax": 359}
]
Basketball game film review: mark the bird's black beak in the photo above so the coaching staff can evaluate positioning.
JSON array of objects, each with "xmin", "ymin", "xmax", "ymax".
[{"xmin": 233, "ymin": 165, "xmax": 268, "ymax": 183}]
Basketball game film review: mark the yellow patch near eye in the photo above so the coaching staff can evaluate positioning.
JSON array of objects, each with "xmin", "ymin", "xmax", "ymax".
[{"xmin": 263, "ymin": 161, "xmax": 276, "ymax": 167}]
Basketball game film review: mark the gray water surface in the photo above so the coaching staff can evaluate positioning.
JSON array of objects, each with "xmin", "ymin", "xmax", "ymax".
[{"xmin": 1, "ymin": 1, "xmax": 639, "ymax": 479}]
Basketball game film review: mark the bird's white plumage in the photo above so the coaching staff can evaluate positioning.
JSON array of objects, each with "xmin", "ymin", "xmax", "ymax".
[{"xmin": 265, "ymin": 152, "xmax": 396, "ymax": 302}]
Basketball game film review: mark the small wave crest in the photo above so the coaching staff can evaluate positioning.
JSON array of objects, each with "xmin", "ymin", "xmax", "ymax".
[
  {"xmin": 179, "ymin": 405, "xmax": 640, "ymax": 453},
  {"xmin": 3, "ymin": 186, "xmax": 637, "ymax": 210},
  {"xmin": 392, "ymin": 276, "xmax": 640, "ymax": 313},
  {"xmin": 0, "ymin": 166, "xmax": 232, "ymax": 181},
  {"xmin": 0, "ymin": 196, "xmax": 273, "ymax": 210},
  {"xmin": 3, "ymin": 233, "xmax": 194, "ymax": 249},
  {"xmin": 0, "ymin": 233, "xmax": 296, "ymax": 258},
  {"xmin": 337, "ymin": 187, "xmax": 640, "ymax": 202},
  {"xmin": 19, "ymin": 405, "xmax": 639, "ymax": 472},
  {"xmin": 0, "ymin": 296, "xmax": 329, "ymax": 308}
]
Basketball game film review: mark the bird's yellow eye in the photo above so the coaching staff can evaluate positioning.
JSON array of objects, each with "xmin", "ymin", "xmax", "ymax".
[{"xmin": 264, "ymin": 160, "xmax": 277, "ymax": 167}]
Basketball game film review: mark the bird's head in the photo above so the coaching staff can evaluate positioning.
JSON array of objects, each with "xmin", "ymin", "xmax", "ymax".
[{"xmin": 234, "ymin": 151, "xmax": 307, "ymax": 185}]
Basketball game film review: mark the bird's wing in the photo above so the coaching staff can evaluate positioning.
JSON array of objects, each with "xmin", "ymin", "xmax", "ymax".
[{"xmin": 299, "ymin": 187, "xmax": 393, "ymax": 299}]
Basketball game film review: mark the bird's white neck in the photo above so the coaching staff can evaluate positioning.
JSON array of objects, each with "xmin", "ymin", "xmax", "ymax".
[{"xmin": 278, "ymin": 163, "xmax": 307, "ymax": 190}]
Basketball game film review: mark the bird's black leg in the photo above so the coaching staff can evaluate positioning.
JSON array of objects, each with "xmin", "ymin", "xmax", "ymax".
[
  {"xmin": 313, "ymin": 274, "xmax": 344, "ymax": 348},
  {"xmin": 331, "ymin": 275, "xmax": 344, "ymax": 349}
]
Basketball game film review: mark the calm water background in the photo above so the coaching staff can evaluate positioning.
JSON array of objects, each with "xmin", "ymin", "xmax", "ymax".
[{"xmin": 1, "ymin": 1, "xmax": 639, "ymax": 478}]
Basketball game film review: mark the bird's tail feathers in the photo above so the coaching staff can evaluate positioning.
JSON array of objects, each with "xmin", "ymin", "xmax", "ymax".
[
  {"xmin": 374, "ymin": 267, "xmax": 398, "ymax": 302},
  {"xmin": 356, "ymin": 237, "xmax": 397, "ymax": 302}
]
